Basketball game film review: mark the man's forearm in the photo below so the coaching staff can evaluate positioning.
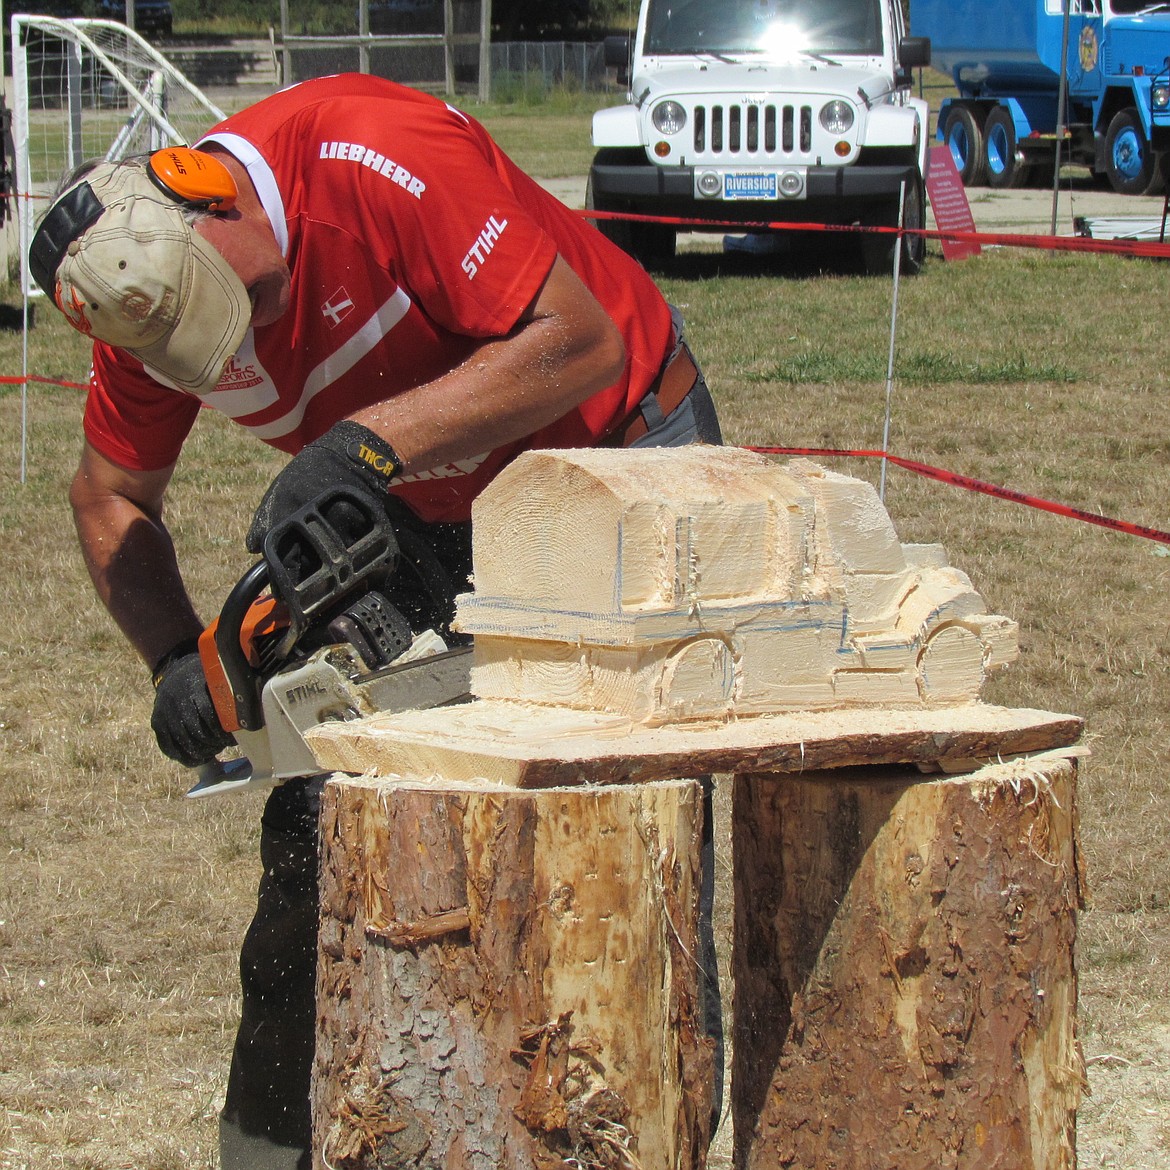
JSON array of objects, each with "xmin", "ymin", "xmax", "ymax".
[
  {"xmin": 72, "ymin": 482, "xmax": 203, "ymax": 671},
  {"xmin": 351, "ymin": 256, "xmax": 626, "ymax": 473}
]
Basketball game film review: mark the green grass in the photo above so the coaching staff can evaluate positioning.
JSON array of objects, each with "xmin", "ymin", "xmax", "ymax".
[
  {"xmin": 469, "ymin": 91, "xmax": 618, "ymax": 177},
  {"xmin": 746, "ymin": 347, "xmax": 1078, "ymax": 385}
]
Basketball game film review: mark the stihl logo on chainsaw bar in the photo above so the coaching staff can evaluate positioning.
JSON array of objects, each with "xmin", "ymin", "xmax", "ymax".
[
  {"xmin": 461, "ymin": 215, "xmax": 509, "ymax": 279},
  {"xmin": 283, "ymin": 678, "xmax": 329, "ymax": 706},
  {"xmin": 318, "ymin": 141, "xmax": 426, "ymax": 198},
  {"xmin": 349, "ymin": 441, "xmax": 401, "ymax": 480}
]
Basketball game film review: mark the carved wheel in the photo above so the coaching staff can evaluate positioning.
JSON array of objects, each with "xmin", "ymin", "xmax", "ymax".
[
  {"xmin": 916, "ymin": 625, "xmax": 985, "ymax": 705},
  {"xmin": 655, "ymin": 636, "xmax": 736, "ymax": 721}
]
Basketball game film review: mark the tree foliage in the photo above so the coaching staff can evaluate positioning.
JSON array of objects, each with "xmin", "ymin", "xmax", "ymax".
[
  {"xmin": 171, "ymin": 0, "xmax": 633, "ymax": 37},
  {"xmin": 489, "ymin": 0, "xmax": 633, "ymax": 39}
]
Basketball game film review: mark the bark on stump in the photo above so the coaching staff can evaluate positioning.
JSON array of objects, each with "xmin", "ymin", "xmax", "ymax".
[
  {"xmin": 313, "ymin": 775, "xmax": 715, "ymax": 1170},
  {"xmin": 732, "ymin": 753, "xmax": 1086, "ymax": 1170}
]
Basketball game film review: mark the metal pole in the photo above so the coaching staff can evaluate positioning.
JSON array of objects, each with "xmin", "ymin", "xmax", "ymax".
[
  {"xmin": 477, "ymin": 0, "xmax": 491, "ymax": 102},
  {"xmin": 879, "ymin": 181, "xmax": 906, "ymax": 503},
  {"xmin": 358, "ymin": 0, "xmax": 370, "ymax": 76},
  {"xmin": 443, "ymin": 0, "xmax": 454, "ymax": 95},
  {"xmin": 280, "ymin": 0, "xmax": 292, "ymax": 88},
  {"xmin": 1050, "ymin": 0, "xmax": 1072, "ymax": 236},
  {"xmin": 20, "ymin": 305, "xmax": 28, "ymax": 484}
]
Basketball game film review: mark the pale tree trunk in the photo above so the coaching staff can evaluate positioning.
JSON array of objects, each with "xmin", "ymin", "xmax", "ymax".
[
  {"xmin": 732, "ymin": 753, "xmax": 1086, "ymax": 1170},
  {"xmin": 313, "ymin": 775, "xmax": 715, "ymax": 1170}
]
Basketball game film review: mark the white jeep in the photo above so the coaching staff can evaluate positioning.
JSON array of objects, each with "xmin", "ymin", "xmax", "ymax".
[{"xmin": 588, "ymin": 0, "xmax": 932, "ymax": 273}]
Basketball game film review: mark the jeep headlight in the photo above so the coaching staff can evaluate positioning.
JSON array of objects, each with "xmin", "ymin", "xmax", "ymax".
[
  {"xmin": 1153, "ymin": 83, "xmax": 1170, "ymax": 111},
  {"xmin": 819, "ymin": 100, "xmax": 855, "ymax": 135},
  {"xmin": 652, "ymin": 100, "xmax": 688, "ymax": 135}
]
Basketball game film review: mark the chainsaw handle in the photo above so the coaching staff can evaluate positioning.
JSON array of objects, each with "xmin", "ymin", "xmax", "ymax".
[
  {"xmin": 262, "ymin": 487, "xmax": 399, "ymax": 634},
  {"xmin": 214, "ymin": 560, "xmax": 271, "ymax": 732},
  {"xmin": 202, "ymin": 488, "xmax": 399, "ymax": 738}
]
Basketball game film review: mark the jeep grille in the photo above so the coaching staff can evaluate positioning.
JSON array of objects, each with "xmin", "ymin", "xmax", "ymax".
[{"xmin": 692, "ymin": 103, "xmax": 814, "ymax": 158}]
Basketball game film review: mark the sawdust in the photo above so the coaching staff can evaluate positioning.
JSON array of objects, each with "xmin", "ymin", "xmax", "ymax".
[
  {"xmin": 320, "ymin": 1067, "xmax": 430, "ymax": 1169},
  {"xmin": 512, "ymin": 1012, "xmax": 643, "ymax": 1170}
]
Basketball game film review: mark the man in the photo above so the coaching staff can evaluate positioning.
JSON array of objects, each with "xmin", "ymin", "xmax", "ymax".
[{"xmin": 31, "ymin": 73, "xmax": 722, "ymax": 1169}]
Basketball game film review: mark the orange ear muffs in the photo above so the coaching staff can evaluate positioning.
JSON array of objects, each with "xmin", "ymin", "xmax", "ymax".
[{"xmin": 148, "ymin": 146, "xmax": 238, "ymax": 212}]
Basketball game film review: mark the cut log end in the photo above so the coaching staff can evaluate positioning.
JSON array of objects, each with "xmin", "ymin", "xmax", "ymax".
[
  {"xmin": 732, "ymin": 753, "xmax": 1085, "ymax": 1170},
  {"xmin": 313, "ymin": 776, "xmax": 714, "ymax": 1170}
]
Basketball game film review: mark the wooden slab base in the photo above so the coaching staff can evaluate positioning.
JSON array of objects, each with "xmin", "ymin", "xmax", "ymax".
[{"xmin": 307, "ymin": 701, "xmax": 1083, "ymax": 788}]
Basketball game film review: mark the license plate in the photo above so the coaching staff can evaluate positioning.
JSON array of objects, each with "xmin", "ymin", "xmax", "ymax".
[{"xmin": 723, "ymin": 172, "xmax": 778, "ymax": 200}]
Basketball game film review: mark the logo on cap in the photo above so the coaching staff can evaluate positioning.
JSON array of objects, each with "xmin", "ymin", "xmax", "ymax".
[
  {"xmin": 121, "ymin": 292, "xmax": 159, "ymax": 323},
  {"xmin": 56, "ymin": 285, "xmax": 93, "ymax": 335}
]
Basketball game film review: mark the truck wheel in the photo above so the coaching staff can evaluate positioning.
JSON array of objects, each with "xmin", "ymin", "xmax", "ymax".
[
  {"xmin": 983, "ymin": 107, "xmax": 1033, "ymax": 189},
  {"xmin": 942, "ymin": 106, "xmax": 986, "ymax": 186},
  {"xmin": 1104, "ymin": 108, "xmax": 1164, "ymax": 196},
  {"xmin": 627, "ymin": 219, "xmax": 676, "ymax": 266},
  {"xmin": 860, "ymin": 178, "xmax": 925, "ymax": 277},
  {"xmin": 585, "ymin": 168, "xmax": 675, "ymax": 268}
]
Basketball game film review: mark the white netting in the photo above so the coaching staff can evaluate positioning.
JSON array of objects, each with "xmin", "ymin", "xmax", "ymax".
[
  {"xmin": 9, "ymin": 15, "xmax": 228, "ymax": 480},
  {"xmin": 11, "ymin": 15, "xmax": 227, "ymax": 296}
]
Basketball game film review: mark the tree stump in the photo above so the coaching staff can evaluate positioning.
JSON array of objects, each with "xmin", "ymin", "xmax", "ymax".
[
  {"xmin": 313, "ymin": 775, "xmax": 715, "ymax": 1170},
  {"xmin": 302, "ymin": 449, "xmax": 1087, "ymax": 1167},
  {"xmin": 731, "ymin": 753, "xmax": 1086, "ymax": 1170}
]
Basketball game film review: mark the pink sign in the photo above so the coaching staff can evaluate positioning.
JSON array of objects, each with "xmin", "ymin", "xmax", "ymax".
[{"xmin": 926, "ymin": 145, "xmax": 981, "ymax": 261}]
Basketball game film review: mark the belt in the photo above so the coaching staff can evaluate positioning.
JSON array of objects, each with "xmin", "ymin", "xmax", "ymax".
[{"xmin": 605, "ymin": 345, "xmax": 699, "ymax": 448}]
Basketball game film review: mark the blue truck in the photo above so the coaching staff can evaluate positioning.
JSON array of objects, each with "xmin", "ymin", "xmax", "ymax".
[{"xmin": 912, "ymin": 0, "xmax": 1170, "ymax": 195}]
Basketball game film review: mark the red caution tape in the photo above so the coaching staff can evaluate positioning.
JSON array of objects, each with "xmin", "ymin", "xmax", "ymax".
[
  {"xmin": 582, "ymin": 208, "xmax": 1170, "ymax": 260},
  {"xmin": 5, "ymin": 363, "xmax": 1163, "ymax": 542},
  {"xmin": 0, "ymin": 374, "xmax": 87, "ymax": 390},
  {"xmin": 745, "ymin": 445, "xmax": 1170, "ymax": 546}
]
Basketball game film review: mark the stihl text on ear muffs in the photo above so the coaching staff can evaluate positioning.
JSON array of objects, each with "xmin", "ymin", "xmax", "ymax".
[{"xmin": 147, "ymin": 146, "xmax": 238, "ymax": 212}]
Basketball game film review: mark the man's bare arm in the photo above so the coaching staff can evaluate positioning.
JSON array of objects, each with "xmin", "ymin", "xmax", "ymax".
[
  {"xmin": 349, "ymin": 255, "xmax": 627, "ymax": 472},
  {"xmin": 70, "ymin": 442, "xmax": 204, "ymax": 670}
]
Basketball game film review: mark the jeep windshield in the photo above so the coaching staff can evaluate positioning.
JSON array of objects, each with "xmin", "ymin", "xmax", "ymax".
[
  {"xmin": 1108, "ymin": 2, "xmax": 1170, "ymax": 14},
  {"xmin": 644, "ymin": 0, "xmax": 883, "ymax": 57}
]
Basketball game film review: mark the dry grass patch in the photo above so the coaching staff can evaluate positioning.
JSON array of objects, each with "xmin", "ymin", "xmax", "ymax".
[{"xmin": 1, "ymin": 238, "xmax": 1168, "ymax": 1168}]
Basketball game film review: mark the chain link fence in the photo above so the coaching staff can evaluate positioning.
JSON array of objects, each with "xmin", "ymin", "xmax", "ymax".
[
  {"xmin": 280, "ymin": 40, "xmax": 610, "ymax": 95},
  {"xmin": 490, "ymin": 41, "xmax": 609, "ymax": 93},
  {"xmin": 276, "ymin": 0, "xmax": 611, "ymax": 98}
]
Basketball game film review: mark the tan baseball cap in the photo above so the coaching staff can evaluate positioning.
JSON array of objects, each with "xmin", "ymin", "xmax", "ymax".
[{"xmin": 29, "ymin": 161, "xmax": 252, "ymax": 395}]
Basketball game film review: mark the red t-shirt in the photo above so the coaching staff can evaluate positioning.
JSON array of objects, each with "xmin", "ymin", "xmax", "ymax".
[{"xmin": 84, "ymin": 74, "xmax": 674, "ymax": 521}]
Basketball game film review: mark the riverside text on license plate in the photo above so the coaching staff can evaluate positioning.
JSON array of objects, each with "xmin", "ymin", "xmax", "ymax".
[{"xmin": 724, "ymin": 172, "xmax": 778, "ymax": 199}]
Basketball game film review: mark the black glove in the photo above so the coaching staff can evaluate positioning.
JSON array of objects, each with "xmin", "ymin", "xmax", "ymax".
[
  {"xmin": 150, "ymin": 644, "xmax": 234, "ymax": 768},
  {"xmin": 246, "ymin": 421, "xmax": 404, "ymax": 554}
]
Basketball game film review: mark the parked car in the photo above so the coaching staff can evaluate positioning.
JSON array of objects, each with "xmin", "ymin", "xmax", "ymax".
[{"xmin": 96, "ymin": 0, "xmax": 172, "ymax": 38}]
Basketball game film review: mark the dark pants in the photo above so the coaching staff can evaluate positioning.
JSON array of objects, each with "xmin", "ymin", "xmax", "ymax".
[
  {"xmin": 220, "ymin": 779, "xmax": 321, "ymax": 1170},
  {"xmin": 221, "ymin": 326, "xmax": 725, "ymax": 1167}
]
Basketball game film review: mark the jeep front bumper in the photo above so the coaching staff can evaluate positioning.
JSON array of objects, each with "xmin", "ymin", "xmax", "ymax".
[{"xmin": 590, "ymin": 161, "xmax": 919, "ymax": 224}]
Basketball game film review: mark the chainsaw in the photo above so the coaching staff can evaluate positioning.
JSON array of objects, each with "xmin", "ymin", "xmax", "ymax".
[{"xmin": 187, "ymin": 486, "xmax": 472, "ymax": 797}]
